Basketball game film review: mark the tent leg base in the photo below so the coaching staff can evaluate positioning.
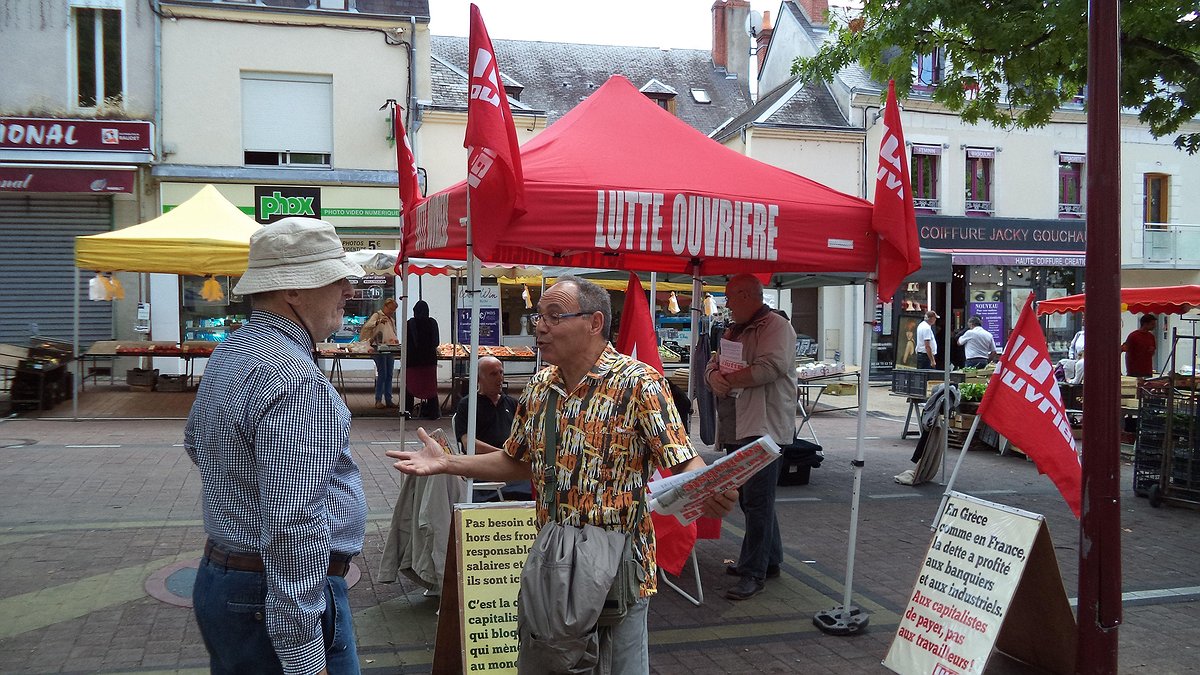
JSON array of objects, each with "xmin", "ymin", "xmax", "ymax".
[{"xmin": 813, "ymin": 605, "xmax": 869, "ymax": 636}]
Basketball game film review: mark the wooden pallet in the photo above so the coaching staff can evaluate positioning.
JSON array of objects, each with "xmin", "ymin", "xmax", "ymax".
[{"xmin": 946, "ymin": 425, "xmax": 990, "ymax": 452}]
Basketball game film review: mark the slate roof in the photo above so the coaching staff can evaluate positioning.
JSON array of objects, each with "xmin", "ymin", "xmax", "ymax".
[
  {"xmin": 710, "ymin": 75, "xmax": 852, "ymax": 142},
  {"xmin": 429, "ymin": 35, "xmax": 750, "ymax": 134},
  {"xmin": 780, "ymin": 0, "xmax": 878, "ymax": 93}
]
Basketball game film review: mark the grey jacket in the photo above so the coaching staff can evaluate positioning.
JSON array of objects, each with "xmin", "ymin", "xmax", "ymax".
[{"xmin": 707, "ymin": 310, "xmax": 797, "ymax": 445}]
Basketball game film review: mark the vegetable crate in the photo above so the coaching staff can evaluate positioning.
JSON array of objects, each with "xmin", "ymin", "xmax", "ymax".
[{"xmin": 891, "ymin": 369, "xmax": 963, "ymax": 398}]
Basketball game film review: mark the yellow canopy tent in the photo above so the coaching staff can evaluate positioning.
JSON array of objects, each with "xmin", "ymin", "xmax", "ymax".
[
  {"xmin": 70, "ymin": 184, "xmax": 261, "ymax": 419},
  {"xmin": 74, "ymin": 184, "xmax": 261, "ymax": 275}
]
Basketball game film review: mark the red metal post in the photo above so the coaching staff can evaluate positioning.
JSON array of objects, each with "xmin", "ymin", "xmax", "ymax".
[{"xmin": 1077, "ymin": 0, "xmax": 1122, "ymax": 672}]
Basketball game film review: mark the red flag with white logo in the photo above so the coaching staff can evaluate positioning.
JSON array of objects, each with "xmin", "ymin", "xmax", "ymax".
[
  {"xmin": 615, "ymin": 272, "xmax": 664, "ymax": 374},
  {"xmin": 977, "ymin": 294, "xmax": 1082, "ymax": 516},
  {"xmin": 394, "ymin": 107, "xmax": 421, "ymax": 268},
  {"xmin": 465, "ymin": 3, "xmax": 525, "ymax": 261},
  {"xmin": 871, "ymin": 80, "xmax": 922, "ymax": 303},
  {"xmin": 614, "ymin": 272, "xmax": 697, "ymax": 574}
]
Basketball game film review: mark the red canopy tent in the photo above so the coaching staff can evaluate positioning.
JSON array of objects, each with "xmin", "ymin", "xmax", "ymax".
[
  {"xmin": 403, "ymin": 75, "xmax": 878, "ymax": 275},
  {"xmin": 1037, "ymin": 285, "xmax": 1200, "ymax": 316}
]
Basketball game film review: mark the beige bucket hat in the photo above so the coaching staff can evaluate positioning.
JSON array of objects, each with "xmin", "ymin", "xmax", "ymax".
[{"xmin": 233, "ymin": 217, "xmax": 364, "ymax": 295}]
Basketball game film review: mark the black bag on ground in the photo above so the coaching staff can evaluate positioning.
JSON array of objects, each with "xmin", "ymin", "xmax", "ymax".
[{"xmin": 778, "ymin": 438, "xmax": 823, "ymax": 486}]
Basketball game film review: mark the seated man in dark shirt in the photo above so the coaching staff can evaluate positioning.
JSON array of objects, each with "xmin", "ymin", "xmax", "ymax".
[{"xmin": 453, "ymin": 356, "xmax": 531, "ymax": 500}]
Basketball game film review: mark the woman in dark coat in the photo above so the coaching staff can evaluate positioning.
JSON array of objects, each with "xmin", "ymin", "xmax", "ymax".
[{"xmin": 405, "ymin": 300, "xmax": 440, "ymax": 418}]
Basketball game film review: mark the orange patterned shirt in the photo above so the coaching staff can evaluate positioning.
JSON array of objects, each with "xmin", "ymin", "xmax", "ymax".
[{"xmin": 504, "ymin": 344, "xmax": 696, "ymax": 595}]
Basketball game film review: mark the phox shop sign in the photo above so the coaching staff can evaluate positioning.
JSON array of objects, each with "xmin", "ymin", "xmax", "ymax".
[{"xmin": 254, "ymin": 185, "xmax": 321, "ymax": 223}]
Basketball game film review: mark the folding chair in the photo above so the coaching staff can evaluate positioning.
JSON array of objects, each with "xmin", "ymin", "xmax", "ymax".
[{"xmin": 450, "ymin": 411, "xmax": 506, "ymax": 501}]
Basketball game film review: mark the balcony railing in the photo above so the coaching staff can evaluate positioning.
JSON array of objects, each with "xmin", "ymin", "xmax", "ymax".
[
  {"xmin": 1142, "ymin": 223, "xmax": 1200, "ymax": 265},
  {"xmin": 913, "ymin": 197, "xmax": 940, "ymax": 211},
  {"xmin": 1058, "ymin": 203, "xmax": 1085, "ymax": 216},
  {"xmin": 965, "ymin": 200, "xmax": 994, "ymax": 214}
]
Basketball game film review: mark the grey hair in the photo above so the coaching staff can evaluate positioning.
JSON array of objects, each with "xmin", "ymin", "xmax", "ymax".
[
  {"xmin": 968, "ymin": 316, "xmax": 982, "ymax": 327},
  {"xmin": 554, "ymin": 274, "xmax": 612, "ymax": 338}
]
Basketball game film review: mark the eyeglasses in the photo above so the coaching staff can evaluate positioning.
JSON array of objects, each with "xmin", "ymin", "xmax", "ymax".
[{"xmin": 530, "ymin": 311, "xmax": 592, "ymax": 327}]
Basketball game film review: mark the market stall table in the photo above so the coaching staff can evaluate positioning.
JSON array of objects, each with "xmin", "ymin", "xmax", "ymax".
[
  {"xmin": 795, "ymin": 365, "xmax": 861, "ymax": 445},
  {"xmin": 113, "ymin": 342, "xmax": 215, "ymax": 389}
]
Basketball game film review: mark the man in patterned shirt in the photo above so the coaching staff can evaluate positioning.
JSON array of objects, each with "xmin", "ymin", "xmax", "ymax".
[
  {"xmin": 186, "ymin": 217, "xmax": 368, "ymax": 675},
  {"xmin": 389, "ymin": 275, "xmax": 736, "ymax": 673}
]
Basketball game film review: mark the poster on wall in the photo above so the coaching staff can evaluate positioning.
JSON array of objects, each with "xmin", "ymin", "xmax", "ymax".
[
  {"xmin": 456, "ymin": 282, "xmax": 501, "ymax": 346},
  {"xmin": 969, "ymin": 302, "xmax": 1004, "ymax": 347},
  {"xmin": 1008, "ymin": 289, "xmax": 1034, "ymax": 331},
  {"xmin": 893, "ymin": 311, "xmax": 925, "ymax": 369},
  {"xmin": 1044, "ymin": 288, "xmax": 1069, "ymax": 329}
]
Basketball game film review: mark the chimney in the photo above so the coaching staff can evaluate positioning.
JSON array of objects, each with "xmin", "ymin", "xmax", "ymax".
[
  {"xmin": 755, "ymin": 11, "xmax": 773, "ymax": 71},
  {"xmin": 711, "ymin": 0, "xmax": 751, "ymax": 77},
  {"xmin": 797, "ymin": 0, "xmax": 829, "ymax": 26}
]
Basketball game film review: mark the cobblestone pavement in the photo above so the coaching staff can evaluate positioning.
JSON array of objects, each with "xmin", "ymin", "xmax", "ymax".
[{"xmin": 0, "ymin": 385, "xmax": 1197, "ymax": 673}]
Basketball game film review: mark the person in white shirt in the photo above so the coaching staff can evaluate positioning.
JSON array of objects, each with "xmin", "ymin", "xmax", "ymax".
[
  {"xmin": 916, "ymin": 310, "xmax": 938, "ymax": 370},
  {"xmin": 957, "ymin": 316, "xmax": 997, "ymax": 368},
  {"xmin": 1068, "ymin": 326, "xmax": 1085, "ymax": 360}
]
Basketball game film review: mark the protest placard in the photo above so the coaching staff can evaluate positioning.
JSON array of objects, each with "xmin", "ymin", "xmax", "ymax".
[
  {"xmin": 883, "ymin": 492, "xmax": 1075, "ymax": 675},
  {"xmin": 433, "ymin": 502, "xmax": 536, "ymax": 675}
]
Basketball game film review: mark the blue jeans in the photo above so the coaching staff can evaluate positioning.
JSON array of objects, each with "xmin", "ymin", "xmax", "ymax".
[
  {"xmin": 598, "ymin": 596, "xmax": 650, "ymax": 675},
  {"xmin": 192, "ymin": 556, "xmax": 359, "ymax": 674},
  {"xmin": 373, "ymin": 353, "xmax": 395, "ymax": 403},
  {"xmin": 726, "ymin": 441, "xmax": 782, "ymax": 581},
  {"xmin": 964, "ymin": 357, "xmax": 989, "ymax": 369}
]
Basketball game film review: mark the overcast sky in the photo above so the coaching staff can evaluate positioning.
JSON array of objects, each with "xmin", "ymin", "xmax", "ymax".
[{"xmin": 427, "ymin": 0, "xmax": 781, "ymax": 50}]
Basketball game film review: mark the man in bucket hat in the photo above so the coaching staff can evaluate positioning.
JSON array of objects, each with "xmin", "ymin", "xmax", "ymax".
[{"xmin": 185, "ymin": 217, "xmax": 367, "ymax": 674}]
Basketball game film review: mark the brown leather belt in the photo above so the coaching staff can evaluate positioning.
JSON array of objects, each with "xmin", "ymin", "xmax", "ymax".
[{"xmin": 204, "ymin": 540, "xmax": 353, "ymax": 578}]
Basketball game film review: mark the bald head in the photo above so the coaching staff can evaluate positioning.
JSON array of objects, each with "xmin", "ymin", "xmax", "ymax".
[
  {"xmin": 478, "ymin": 356, "xmax": 504, "ymax": 399},
  {"xmin": 726, "ymin": 274, "xmax": 765, "ymax": 323}
]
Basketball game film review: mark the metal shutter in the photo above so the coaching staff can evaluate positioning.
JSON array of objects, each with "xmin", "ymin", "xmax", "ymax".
[{"xmin": 0, "ymin": 194, "xmax": 114, "ymax": 348}]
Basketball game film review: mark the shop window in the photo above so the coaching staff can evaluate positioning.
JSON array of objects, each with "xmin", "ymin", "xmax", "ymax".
[
  {"xmin": 242, "ymin": 72, "xmax": 333, "ymax": 168},
  {"xmin": 1143, "ymin": 172, "xmax": 1169, "ymax": 230},
  {"xmin": 72, "ymin": 6, "xmax": 123, "ymax": 109},
  {"xmin": 910, "ymin": 145, "xmax": 940, "ymax": 213},
  {"xmin": 912, "ymin": 49, "xmax": 943, "ymax": 91},
  {"xmin": 181, "ymin": 276, "xmax": 251, "ymax": 343},
  {"xmin": 965, "ymin": 148, "xmax": 994, "ymax": 215},
  {"xmin": 1058, "ymin": 154, "xmax": 1085, "ymax": 218}
]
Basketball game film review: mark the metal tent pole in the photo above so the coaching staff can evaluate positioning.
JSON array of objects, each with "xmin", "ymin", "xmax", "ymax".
[
  {"xmin": 464, "ymin": 197, "xmax": 480, "ymax": 503},
  {"xmin": 813, "ymin": 277, "xmax": 874, "ymax": 635},
  {"xmin": 72, "ymin": 267, "xmax": 80, "ymax": 421}
]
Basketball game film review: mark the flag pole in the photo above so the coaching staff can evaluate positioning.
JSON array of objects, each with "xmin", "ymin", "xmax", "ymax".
[
  {"xmin": 465, "ymin": 194, "xmax": 480, "ymax": 503},
  {"xmin": 931, "ymin": 414, "xmax": 983, "ymax": 531},
  {"xmin": 813, "ymin": 276, "xmax": 874, "ymax": 635}
]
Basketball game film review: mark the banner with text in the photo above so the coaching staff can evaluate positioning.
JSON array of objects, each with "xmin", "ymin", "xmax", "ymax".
[
  {"xmin": 456, "ymin": 503, "xmax": 536, "ymax": 674},
  {"xmin": 884, "ymin": 493, "xmax": 1045, "ymax": 675}
]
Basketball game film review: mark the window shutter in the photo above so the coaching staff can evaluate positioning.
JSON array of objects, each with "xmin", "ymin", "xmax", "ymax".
[{"xmin": 241, "ymin": 73, "xmax": 333, "ymax": 154}]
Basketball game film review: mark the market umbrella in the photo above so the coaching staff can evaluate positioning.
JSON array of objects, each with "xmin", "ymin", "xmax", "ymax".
[{"xmin": 1036, "ymin": 285, "xmax": 1200, "ymax": 316}]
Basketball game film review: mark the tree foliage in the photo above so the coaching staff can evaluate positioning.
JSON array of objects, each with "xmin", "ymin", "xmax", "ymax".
[{"xmin": 793, "ymin": 0, "xmax": 1200, "ymax": 153}]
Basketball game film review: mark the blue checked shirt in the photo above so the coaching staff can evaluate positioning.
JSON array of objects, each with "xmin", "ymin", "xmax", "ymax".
[{"xmin": 185, "ymin": 311, "xmax": 366, "ymax": 675}]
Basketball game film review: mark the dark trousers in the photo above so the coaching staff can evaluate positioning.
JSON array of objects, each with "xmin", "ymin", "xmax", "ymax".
[
  {"xmin": 192, "ymin": 556, "xmax": 359, "ymax": 674},
  {"xmin": 964, "ymin": 357, "xmax": 989, "ymax": 369},
  {"xmin": 917, "ymin": 353, "xmax": 934, "ymax": 370},
  {"xmin": 725, "ymin": 440, "xmax": 783, "ymax": 581}
]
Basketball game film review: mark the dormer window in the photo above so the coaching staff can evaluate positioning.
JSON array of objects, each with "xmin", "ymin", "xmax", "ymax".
[
  {"xmin": 639, "ymin": 78, "xmax": 679, "ymax": 114},
  {"xmin": 690, "ymin": 88, "xmax": 712, "ymax": 104},
  {"xmin": 912, "ymin": 48, "xmax": 944, "ymax": 90}
]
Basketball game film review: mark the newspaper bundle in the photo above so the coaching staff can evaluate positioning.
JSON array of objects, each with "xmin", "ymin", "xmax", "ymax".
[{"xmin": 648, "ymin": 436, "xmax": 782, "ymax": 524}]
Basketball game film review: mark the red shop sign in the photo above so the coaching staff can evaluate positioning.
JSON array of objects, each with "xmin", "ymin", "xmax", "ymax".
[
  {"xmin": 0, "ymin": 167, "xmax": 135, "ymax": 193},
  {"xmin": 0, "ymin": 117, "xmax": 153, "ymax": 153}
]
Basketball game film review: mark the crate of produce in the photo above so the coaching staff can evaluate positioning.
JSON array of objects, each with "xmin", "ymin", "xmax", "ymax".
[
  {"xmin": 891, "ymin": 369, "xmax": 963, "ymax": 398},
  {"xmin": 157, "ymin": 374, "xmax": 188, "ymax": 392}
]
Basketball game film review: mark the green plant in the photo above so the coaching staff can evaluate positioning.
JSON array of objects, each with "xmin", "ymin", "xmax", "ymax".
[{"xmin": 960, "ymin": 382, "xmax": 988, "ymax": 403}]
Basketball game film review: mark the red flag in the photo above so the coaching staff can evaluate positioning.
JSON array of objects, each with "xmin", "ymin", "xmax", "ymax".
[
  {"xmin": 614, "ymin": 272, "xmax": 697, "ymax": 574},
  {"xmin": 615, "ymin": 272, "xmax": 663, "ymax": 374},
  {"xmin": 465, "ymin": 3, "xmax": 525, "ymax": 261},
  {"xmin": 871, "ymin": 80, "xmax": 922, "ymax": 303},
  {"xmin": 393, "ymin": 107, "xmax": 421, "ymax": 269},
  {"xmin": 978, "ymin": 294, "xmax": 1082, "ymax": 516}
]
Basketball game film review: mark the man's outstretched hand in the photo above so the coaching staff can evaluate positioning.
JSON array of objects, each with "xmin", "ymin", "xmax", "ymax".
[{"xmin": 386, "ymin": 427, "xmax": 451, "ymax": 475}]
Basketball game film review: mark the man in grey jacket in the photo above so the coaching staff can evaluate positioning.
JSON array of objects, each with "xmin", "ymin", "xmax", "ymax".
[{"xmin": 705, "ymin": 274, "xmax": 797, "ymax": 600}]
